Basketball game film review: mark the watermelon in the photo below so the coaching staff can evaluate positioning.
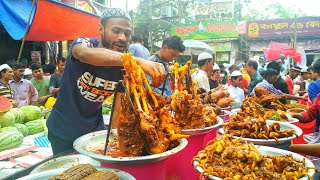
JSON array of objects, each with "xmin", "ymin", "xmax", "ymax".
[
  {"xmin": 13, "ymin": 123, "xmax": 29, "ymax": 137},
  {"xmin": 10, "ymin": 108, "xmax": 25, "ymax": 124},
  {"xmin": 0, "ymin": 111, "xmax": 15, "ymax": 127},
  {"xmin": 0, "ymin": 126, "xmax": 19, "ymax": 133},
  {"xmin": 0, "ymin": 96, "xmax": 12, "ymax": 113},
  {"xmin": 25, "ymin": 119, "xmax": 45, "ymax": 135},
  {"xmin": 0, "ymin": 131, "xmax": 24, "ymax": 151},
  {"xmin": 20, "ymin": 106, "xmax": 42, "ymax": 122}
]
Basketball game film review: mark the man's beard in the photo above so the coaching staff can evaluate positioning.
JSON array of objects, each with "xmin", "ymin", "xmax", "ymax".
[{"xmin": 101, "ymin": 34, "xmax": 127, "ymax": 52}]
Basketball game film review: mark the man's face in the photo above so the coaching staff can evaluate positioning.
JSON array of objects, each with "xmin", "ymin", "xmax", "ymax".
[
  {"xmin": 206, "ymin": 61, "xmax": 213, "ymax": 72},
  {"xmin": 211, "ymin": 70, "xmax": 220, "ymax": 80},
  {"xmin": 310, "ymin": 70, "xmax": 318, "ymax": 80},
  {"xmin": 234, "ymin": 76, "xmax": 243, "ymax": 87},
  {"xmin": 302, "ymin": 72, "xmax": 310, "ymax": 80},
  {"xmin": 13, "ymin": 68, "xmax": 25, "ymax": 79},
  {"xmin": 32, "ymin": 68, "xmax": 43, "ymax": 79},
  {"xmin": 57, "ymin": 61, "xmax": 66, "ymax": 72},
  {"xmin": 267, "ymin": 75, "xmax": 278, "ymax": 84},
  {"xmin": 244, "ymin": 64, "xmax": 252, "ymax": 75},
  {"xmin": 99, "ymin": 18, "xmax": 132, "ymax": 52},
  {"xmin": 290, "ymin": 70, "xmax": 300, "ymax": 79},
  {"xmin": 2, "ymin": 68, "xmax": 14, "ymax": 80},
  {"xmin": 162, "ymin": 46, "xmax": 180, "ymax": 62}
]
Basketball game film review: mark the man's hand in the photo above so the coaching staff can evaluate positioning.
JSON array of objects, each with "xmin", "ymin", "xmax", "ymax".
[
  {"xmin": 38, "ymin": 96, "xmax": 50, "ymax": 105},
  {"xmin": 136, "ymin": 58, "xmax": 166, "ymax": 87}
]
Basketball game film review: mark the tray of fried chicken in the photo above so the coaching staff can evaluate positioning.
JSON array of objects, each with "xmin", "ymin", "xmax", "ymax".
[
  {"xmin": 192, "ymin": 135, "xmax": 317, "ymax": 180},
  {"xmin": 18, "ymin": 164, "xmax": 135, "ymax": 180},
  {"xmin": 218, "ymin": 113, "xmax": 302, "ymax": 145},
  {"xmin": 74, "ymin": 54, "xmax": 189, "ymax": 164},
  {"xmin": 168, "ymin": 61, "xmax": 223, "ymax": 134}
]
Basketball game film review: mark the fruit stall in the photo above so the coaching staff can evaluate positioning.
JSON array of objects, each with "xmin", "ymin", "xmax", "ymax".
[{"xmin": 0, "ymin": 55, "xmax": 318, "ymax": 180}]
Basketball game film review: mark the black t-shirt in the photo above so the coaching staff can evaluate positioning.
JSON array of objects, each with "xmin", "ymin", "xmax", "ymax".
[
  {"xmin": 209, "ymin": 79, "xmax": 219, "ymax": 89},
  {"xmin": 221, "ymin": 70, "xmax": 227, "ymax": 84},
  {"xmin": 274, "ymin": 77, "xmax": 289, "ymax": 94}
]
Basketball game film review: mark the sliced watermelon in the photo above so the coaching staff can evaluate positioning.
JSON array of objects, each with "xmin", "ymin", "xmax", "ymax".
[{"xmin": 0, "ymin": 96, "xmax": 12, "ymax": 113}]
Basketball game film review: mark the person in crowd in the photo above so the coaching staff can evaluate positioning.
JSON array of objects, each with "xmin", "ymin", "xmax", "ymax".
[
  {"xmin": 30, "ymin": 62, "xmax": 51, "ymax": 106},
  {"xmin": 0, "ymin": 64, "xmax": 18, "ymax": 107},
  {"xmin": 294, "ymin": 67, "xmax": 310, "ymax": 96},
  {"xmin": 209, "ymin": 64, "xmax": 220, "ymax": 89},
  {"xmin": 306, "ymin": 60, "xmax": 320, "ymax": 132},
  {"xmin": 10, "ymin": 62, "xmax": 38, "ymax": 107},
  {"xmin": 23, "ymin": 68, "xmax": 33, "ymax": 80},
  {"xmin": 305, "ymin": 66, "xmax": 314, "ymax": 91},
  {"xmin": 47, "ymin": 63, "xmax": 57, "ymax": 75},
  {"xmin": 227, "ymin": 70, "xmax": 245, "ymax": 107},
  {"xmin": 258, "ymin": 56, "xmax": 266, "ymax": 73},
  {"xmin": 192, "ymin": 52, "xmax": 213, "ymax": 92},
  {"xmin": 128, "ymin": 34, "xmax": 150, "ymax": 59},
  {"xmin": 229, "ymin": 64, "xmax": 249, "ymax": 94},
  {"xmin": 47, "ymin": 8, "xmax": 166, "ymax": 155},
  {"xmin": 239, "ymin": 62, "xmax": 251, "ymax": 82},
  {"xmin": 289, "ymin": 93, "xmax": 320, "ymax": 157},
  {"xmin": 245, "ymin": 60, "xmax": 263, "ymax": 94},
  {"xmin": 285, "ymin": 65, "xmax": 301, "ymax": 95},
  {"xmin": 49, "ymin": 57, "xmax": 66, "ymax": 97},
  {"xmin": 266, "ymin": 60, "xmax": 289, "ymax": 94},
  {"xmin": 148, "ymin": 36, "xmax": 185, "ymax": 98},
  {"xmin": 219, "ymin": 64, "xmax": 228, "ymax": 85}
]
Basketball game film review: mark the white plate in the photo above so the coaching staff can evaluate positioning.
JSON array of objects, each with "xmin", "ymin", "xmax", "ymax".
[
  {"xmin": 73, "ymin": 130, "xmax": 188, "ymax": 165},
  {"xmin": 30, "ymin": 154, "xmax": 101, "ymax": 174},
  {"xmin": 218, "ymin": 120, "xmax": 303, "ymax": 145},
  {"xmin": 19, "ymin": 167, "xmax": 135, "ymax": 180},
  {"xmin": 181, "ymin": 116, "xmax": 223, "ymax": 135},
  {"xmin": 193, "ymin": 145, "xmax": 316, "ymax": 180},
  {"xmin": 230, "ymin": 108, "xmax": 240, "ymax": 114}
]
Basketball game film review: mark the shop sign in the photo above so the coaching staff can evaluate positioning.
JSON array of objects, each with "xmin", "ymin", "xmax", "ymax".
[{"xmin": 208, "ymin": 42, "xmax": 232, "ymax": 52}]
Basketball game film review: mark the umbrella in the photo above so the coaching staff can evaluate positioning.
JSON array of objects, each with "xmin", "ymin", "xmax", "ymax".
[
  {"xmin": 181, "ymin": 40, "xmax": 214, "ymax": 56},
  {"xmin": 263, "ymin": 41, "xmax": 301, "ymax": 63}
]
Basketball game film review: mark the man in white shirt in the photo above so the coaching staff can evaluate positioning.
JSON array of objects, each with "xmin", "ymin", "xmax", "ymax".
[
  {"xmin": 227, "ymin": 70, "xmax": 245, "ymax": 107},
  {"xmin": 192, "ymin": 52, "xmax": 213, "ymax": 92}
]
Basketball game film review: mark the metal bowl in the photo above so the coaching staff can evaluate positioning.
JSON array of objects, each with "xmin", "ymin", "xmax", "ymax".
[
  {"xmin": 218, "ymin": 120, "xmax": 303, "ymax": 145},
  {"xmin": 181, "ymin": 116, "xmax": 223, "ymax": 135},
  {"xmin": 30, "ymin": 154, "xmax": 101, "ymax": 174},
  {"xmin": 19, "ymin": 167, "xmax": 135, "ymax": 180},
  {"xmin": 193, "ymin": 145, "xmax": 316, "ymax": 180},
  {"xmin": 73, "ymin": 130, "xmax": 188, "ymax": 165}
]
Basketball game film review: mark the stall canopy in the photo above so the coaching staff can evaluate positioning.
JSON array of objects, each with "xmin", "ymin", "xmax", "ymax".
[
  {"xmin": 0, "ymin": 0, "xmax": 100, "ymax": 41},
  {"xmin": 181, "ymin": 40, "xmax": 214, "ymax": 56},
  {"xmin": 263, "ymin": 41, "xmax": 302, "ymax": 63}
]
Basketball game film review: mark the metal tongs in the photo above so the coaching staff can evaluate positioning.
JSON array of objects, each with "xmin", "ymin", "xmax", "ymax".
[{"xmin": 104, "ymin": 80, "xmax": 151, "ymax": 155}]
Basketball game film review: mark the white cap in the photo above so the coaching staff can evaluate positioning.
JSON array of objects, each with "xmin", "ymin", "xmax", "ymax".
[
  {"xmin": 212, "ymin": 63, "xmax": 220, "ymax": 71},
  {"xmin": 24, "ymin": 68, "xmax": 32, "ymax": 75},
  {"xmin": 198, "ymin": 52, "xmax": 213, "ymax": 61},
  {"xmin": 231, "ymin": 70, "xmax": 242, "ymax": 77},
  {"xmin": 301, "ymin": 67, "xmax": 308, "ymax": 73},
  {"xmin": 0, "ymin": 64, "xmax": 11, "ymax": 72}
]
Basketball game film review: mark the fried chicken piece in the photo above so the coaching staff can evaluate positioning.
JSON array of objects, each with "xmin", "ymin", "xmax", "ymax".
[
  {"xmin": 254, "ymin": 87, "xmax": 269, "ymax": 97},
  {"xmin": 216, "ymin": 96, "xmax": 234, "ymax": 108}
]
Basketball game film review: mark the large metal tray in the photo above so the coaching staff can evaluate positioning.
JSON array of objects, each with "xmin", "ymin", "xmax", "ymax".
[
  {"xmin": 193, "ymin": 145, "xmax": 316, "ymax": 180},
  {"xmin": 218, "ymin": 120, "xmax": 303, "ymax": 145},
  {"xmin": 30, "ymin": 154, "xmax": 101, "ymax": 174},
  {"xmin": 73, "ymin": 130, "xmax": 188, "ymax": 165},
  {"xmin": 18, "ymin": 167, "xmax": 135, "ymax": 180},
  {"xmin": 181, "ymin": 116, "xmax": 223, "ymax": 135}
]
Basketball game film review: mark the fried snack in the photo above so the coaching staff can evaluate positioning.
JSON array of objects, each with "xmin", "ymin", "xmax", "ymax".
[
  {"xmin": 49, "ymin": 164, "xmax": 97, "ymax": 180},
  {"xmin": 216, "ymin": 96, "xmax": 234, "ymax": 108},
  {"xmin": 83, "ymin": 170, "xmax": 118, "ymax": 180},
  {"xmin": 286, "ymin": 103, "xmax": 309, "ymax": 111},
  {"xmin": 254, "ymin": 86, "xmax": 269, "ymax": 97},
  {"xmin": 193, "ymin": 135, "xmax": 316, "ymax": 180},
  {"xmin": 264, "ymin": 111, "xmax": 289, "ymax": 122}
]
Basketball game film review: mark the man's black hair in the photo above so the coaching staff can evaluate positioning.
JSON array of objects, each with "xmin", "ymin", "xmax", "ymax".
[
  {"xmin": 266, "ymin": 61, "xmax": 281, "ymax": 75},
  {"xmin": 307, "ymin": 66, "xmax": 313, "ymax": 72},
  {"xmin": 313, "ymin": 59, "xmax": 320, "ymax": 74},
  {"xmin": 219, "ymin": 64, "xmax": 225, "ymax": 68},
  {"xmin": 162, "ymin": 36, "xmax": 185, "ymax": 52},
  {"xmin": 57, "ymin": 57, "xmax": 66, "ymax": 64},
  {"xmin": 246, "ymin": 60, "xmax": 258, "ymax": 70},
  {"xmin": 263, "ymin": 68, "xmax": 278, "ymax": 78},
  {"xmin": 132, "ymin": 35, "xmax": 143, "ymax": 43},
  {"xmin": 231, "ymin": 75, "xmax": 241, "ymax": 81},
  {"xmin": 47, "ymin": 64, "xmax": 56, "ymax": 74},
  {"xmin": 30, "ymin": 62, "xmax": 42, "ymax": 71},
  {"xmin": 229, "ymin": 64, "xmax": 239, "ymax": 72},
  {"xmin": 198, "ymin": 59, "xmax": 212, "ymax": 67},
  {"xmin": 12, "ymin": 62, "xmax": 25, "ymax": 70}
]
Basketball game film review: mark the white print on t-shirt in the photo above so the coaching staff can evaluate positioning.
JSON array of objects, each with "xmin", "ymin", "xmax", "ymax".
[{"xmin": 77, "ymin": 72, "xmax": 117, "ymax": 102}]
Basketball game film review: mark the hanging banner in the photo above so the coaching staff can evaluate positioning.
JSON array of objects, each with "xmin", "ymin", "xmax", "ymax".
[{"xmin": 171, "ymin": 20, "xmax": 238, "ymax": 40}]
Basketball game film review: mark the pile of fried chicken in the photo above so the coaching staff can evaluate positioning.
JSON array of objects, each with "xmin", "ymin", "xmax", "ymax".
[
  {"xmin": 223, "ymin": 115, "xmax": 298, "ymax": 142},
  {"xmin": 193, "ymin": 135, "xmax": 315, "ymax": 179},
  {"xmin": 116, "ymin": 54, "xmax": 188, "ymax": 156}
]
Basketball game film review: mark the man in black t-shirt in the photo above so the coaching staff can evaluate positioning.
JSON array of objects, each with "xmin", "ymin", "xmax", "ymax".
[
  {"xmin": 49, "ymin": 57, "xmax": 66, "ymax": 97},
  {"xmin": 266, "ymin": 61, "xmax": 289, "ymax": 94}
]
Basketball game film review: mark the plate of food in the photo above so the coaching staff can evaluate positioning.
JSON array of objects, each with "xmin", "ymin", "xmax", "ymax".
[
  {"xmin": 181, "ymin": 117, "xmax": 223, "ymax": 135},
  {"xmin": 218, "ymin": 120, "xmax": 303, "ymax": 145},
  {"xmin": 287, "ymin": 108, "xmax": 307, "ymax": 113},
  {"xmin": 19, "ymin": 164, "xmax": 135, "ymax": 180},
  {"xmin": 30, "ymin": 154, "xmax": 101, "ymax": 174},
  {"xmin": 193, "ymin": 135, "xmax": 316, "ymax": 180},
  {"xmin": 73, "ymin": 130, "xmax": 188, "ymax": 165}
]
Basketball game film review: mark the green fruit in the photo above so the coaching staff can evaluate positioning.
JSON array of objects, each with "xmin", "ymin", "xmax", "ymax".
[
  {"xmin": 0, "ymin": 131, "xmax": 24, "ymax": 151},
  {"xmin": 13, "ymin": 123, "xmax": 29, "ymax": 137},
  {"xmin": 10, "ymin": 108, "xmax": 25, "ymax": 124},
  {"xmin": 25, "ymin": 119, "xmax": 45, "ymax": 135},
  {"xmin": 0, "ymin": 126, "xmax": 19, "ymax": 133},
  {"xmin": 20, "ymin": 106, "xmax": 42, "ymax": 122},
  {"xmin": 0, "ymin": 111, "xmax": 15, "ymax": 127},
  {"xmin": 45, "ymin": 111, "xmax": 51, "ymax": 119}
]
